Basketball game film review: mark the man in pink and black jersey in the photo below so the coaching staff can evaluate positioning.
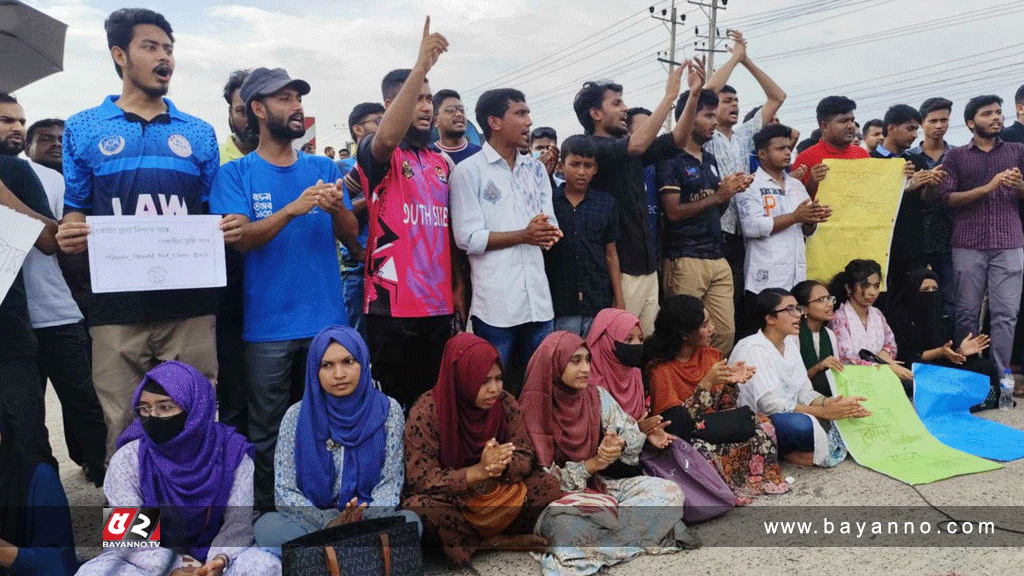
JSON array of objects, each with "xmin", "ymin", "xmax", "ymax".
[{"xmin": 355, "ymin": 17, "xmax": 464, "ymax": 409}]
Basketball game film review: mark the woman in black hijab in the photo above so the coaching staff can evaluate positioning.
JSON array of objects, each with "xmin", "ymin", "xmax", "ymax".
[
  {"xmin": 0, "ymin": 413, "xmax": 77, "ymax": 575},
  {"xmin": 886, "ymin": 268, "xmax": 999, "ymax": 412}
]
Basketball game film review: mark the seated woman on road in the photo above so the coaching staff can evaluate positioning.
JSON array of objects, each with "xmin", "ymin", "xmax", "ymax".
[
  {"xmin": 792, "ymin": 280, "xmax": 844, "ymax": 397},
  {"xmin": 521, "ymin": 331, "xmax": 698, "ymax": 576},
  {"xmin": 732, "ymin": 289, "xmax": 870, "ymax": 467},
  {"xmin": 885, "ymin": 269, "xmax": 1000, "ymax": 412},
  {"xmin": 77, "ymin": 362, "xmax": 278, "ymax": 576},
  {"xmin": 828, "ymin": 259, "xmax": 914, "ymax": 394},
  {"xmin": 254, "ymin": 326, "xmax": 411, "ymax": 555},
  {"xmin": 0, "ymin": 413, "xmax": 77, "ymax": 576},
  {"xmin": 646, "ymin": 295, "xmax": 789, "ymax": 501},
  {"xmin": 402, "ymin": 333, "xmax": 561, "ymax": 566},
  {"xmin": 586, "ymin": 308, "xmax": 650, "ymax": 422}
]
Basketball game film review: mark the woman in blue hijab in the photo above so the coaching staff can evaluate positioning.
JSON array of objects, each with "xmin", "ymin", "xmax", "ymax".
[
  {"xmin": 77, "ymin": 361, "xmax": 279, "ymax": 576},
  {"xmin": 254, "ymin": 326, "xmax": 412, "ymax": 555}
]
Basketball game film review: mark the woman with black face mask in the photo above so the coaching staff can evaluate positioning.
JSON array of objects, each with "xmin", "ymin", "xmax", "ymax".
[
  {"xmin": 77, "ymin": 362, "xmax": 280, "ymax": 576},
  {"xmin": 586, "ymin": 309, "xmax": 660, "ymax": 430},
  {"xmin": 886, "ymin": 268, "xmax": 1001, "ymax": 412}
]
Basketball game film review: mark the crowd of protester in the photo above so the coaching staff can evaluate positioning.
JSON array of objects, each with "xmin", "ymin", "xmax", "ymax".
[{"xmin": 2, "ymin": 7, "xmax": 1024, "ymax": 576}]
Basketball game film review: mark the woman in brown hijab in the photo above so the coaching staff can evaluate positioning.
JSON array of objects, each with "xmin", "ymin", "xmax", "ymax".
[
  {"xmin": 402, "ymin": 333, "xmax": 561, "ymax": 565},
  {"xmin": 520, "ymin": 331, "xmax": 699, "ymax": 576}
]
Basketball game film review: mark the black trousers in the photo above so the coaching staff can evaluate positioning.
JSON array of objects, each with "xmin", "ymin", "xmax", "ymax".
[
  {"xmin": 1, "ymin": 355, "xmax": 52, "ymax": 463},
  {"xmin": 216, "ymin": 310, "xmax": 248, "ymax": 437},
  {"xmin": 723, "ymin": 233, "xmax": 746, "ymax": 347},
  {"xmin": 366, "ymin": 314, "xmax": 453, "ymax": 411},
  {"xmin": 35, "ymin": 322, "xmax": 106, "ymax": 474}
]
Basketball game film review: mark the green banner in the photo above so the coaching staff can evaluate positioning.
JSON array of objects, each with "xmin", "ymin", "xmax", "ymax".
[{"xmin": 832, "ymin": 366, "xmax": 1002, "ymax": 485}]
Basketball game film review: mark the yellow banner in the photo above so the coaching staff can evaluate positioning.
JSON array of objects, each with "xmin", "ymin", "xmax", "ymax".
[{"xmin": 805, "ymin": 158, "xmax": 906, "ymax": 289}]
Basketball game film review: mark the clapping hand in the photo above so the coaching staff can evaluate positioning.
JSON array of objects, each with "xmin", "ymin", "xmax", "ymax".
[
  {"xmin": 815, "ymin": 355, "xmax": 844, "ymax": 374},
  {"xmin": 939, "ymin": 341, "xmax": 967, "ymax": 365},
  {"xmin": 317, "ymin": 179, "xmax": 349, "ymax": 214},
  {"xmin": 326, "ymin": 497, "xmax": 367, "ymax": 528},
  {"xmin": 480, "ymin": 438, "xmax": 514, "ymax": 478},
  {"xmin": 644, "ymin": 418, "xmax": 674, "ymax": 449},
  {"xmin": 958, "ymin": 332, "xmax": 990, "ymax": 357},
  {"xmin": 594, "ymin": 431, "xmax": 625, "ymax": 469},
  {"xmin": 822, "ymin": 395, "xmax": 871, "ymax": 420}
]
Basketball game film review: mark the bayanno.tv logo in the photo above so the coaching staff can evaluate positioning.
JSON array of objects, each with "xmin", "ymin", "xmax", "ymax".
[{"xmin": 102, "ymin": 508, "xmax": 161, "ymax": 549}]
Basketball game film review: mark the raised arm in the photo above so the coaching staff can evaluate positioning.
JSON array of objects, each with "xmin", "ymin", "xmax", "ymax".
[
  {"xmin": 370, "ymin": 17, "xmax": 448, "ymax": 164},
  {"xmin": 705, "ymin": 30, "xmax": 745, "ymax": 93},
  {"xmin": 627, "ymin": 61, "xmax": 686, "ymax": 156},
  {"xmin": 743, "ymin": 54, "xmax": 786, "ymax": 124},
  {"xmin": 673, "ymin": 58, "xmax": 707, "ymax": 149}
]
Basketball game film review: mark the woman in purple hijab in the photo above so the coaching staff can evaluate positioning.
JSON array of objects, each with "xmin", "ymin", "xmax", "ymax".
[{"xmin": 76, "ymin": 361, "xmax": 280, "ymax": 576}]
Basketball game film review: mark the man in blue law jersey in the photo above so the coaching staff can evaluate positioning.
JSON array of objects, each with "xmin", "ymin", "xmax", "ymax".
[
  {"xmin": 210, "ymin": 67, "xmax": 359, "ymax": 510},
  {"xmin": 55, "ymin": 9, "xmax": 243, "ymax": 462}
]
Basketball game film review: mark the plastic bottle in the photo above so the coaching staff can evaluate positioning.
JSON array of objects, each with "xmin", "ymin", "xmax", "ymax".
[{"xmin": 999, "ymin": 370, "xmax": 1015, "ymax": 411}]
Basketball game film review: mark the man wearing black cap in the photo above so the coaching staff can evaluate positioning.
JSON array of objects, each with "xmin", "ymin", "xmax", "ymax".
[{"xmin": 210, "ymin": 67, "xmax": 359, "ymax": 509}]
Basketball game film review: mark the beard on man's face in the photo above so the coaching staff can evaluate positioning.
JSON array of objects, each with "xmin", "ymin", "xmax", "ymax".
[
  {"xmin": 230, "ymin": 117, "xmax": 259, "ymax": 149},
  {"xmin": 266, "ymin": 111, "xmax": 305, "ymax": 141},
  {"xmin": 0, "ymin": 138, "xmax": 24, "ymax": 156},
  {"xmin": 406, "ymin": 126, "xmax": 432, "ymax": 148}
]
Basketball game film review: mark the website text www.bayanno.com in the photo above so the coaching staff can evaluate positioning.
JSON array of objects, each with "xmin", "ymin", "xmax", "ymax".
[{"xmin": 764, "ymin": 518, "xmax": 996, "ymax": 538}]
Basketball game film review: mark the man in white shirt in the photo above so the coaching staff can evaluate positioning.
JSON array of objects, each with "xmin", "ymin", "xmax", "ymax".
[
  {"xmin": 23, "ymin": 117, "xmax": 108, "ymax": 485},
  {"xmin": 451, "ymin": 88, "xmax": 561, "ymax": 393},
  {"xmin": 735, "ymin": 124, "xmax": 831, "ymax": 335}
]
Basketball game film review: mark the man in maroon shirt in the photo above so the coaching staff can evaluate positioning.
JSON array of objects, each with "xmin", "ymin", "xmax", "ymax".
[
  {"xmin": 940, "ymin": 94, "xmax": 1024, "ymax": 373},
  {"xmin": 791, "ymin": 96, "xmax": 869, "ymax": 199}
]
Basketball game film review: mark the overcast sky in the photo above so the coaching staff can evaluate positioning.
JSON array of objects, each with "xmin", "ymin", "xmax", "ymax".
[{"xmin": 13, "ymin": 0, "xmax": 1024, "ymax": 152}]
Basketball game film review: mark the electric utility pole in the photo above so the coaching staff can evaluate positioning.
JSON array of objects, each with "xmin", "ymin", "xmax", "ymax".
[
  {"xmin": 650, "ymin": 1, "xmax": 686, "ymax": 132},
  {"xmin": 689, "ymin": 0, "xmax": 728, "ymax": 76}
]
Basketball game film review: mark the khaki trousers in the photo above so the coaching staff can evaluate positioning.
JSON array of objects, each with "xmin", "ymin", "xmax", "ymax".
[
  {"xmin": 663, "ymin": 257, "xmax": 735, "ymax": 355},
  {"xmin": 91, "ymin": 314, "xmax": 217, "ymax": 460},
  {"xmin": 621, "ymin": 272, "xmax": 659, "ymax": 339}
]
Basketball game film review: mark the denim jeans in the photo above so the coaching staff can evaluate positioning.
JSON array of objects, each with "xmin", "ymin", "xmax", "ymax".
[
  {"xmin": 341, "ymin": 266, "xmax": 366, "ymax": 339},
  {"xmin": 553, "ymin": 315, "xmax": 594, "ymax": 338},
  {"xmin": 769, "ymin": 412, "xmax": 815, "ymax": 455},
  {"xmin": 246, "ymin": 337, "xmax": 312, "ymax": 510},
  {"xmin": 472, "ymin": 316, "xmax": 553, "ymax": 395}
]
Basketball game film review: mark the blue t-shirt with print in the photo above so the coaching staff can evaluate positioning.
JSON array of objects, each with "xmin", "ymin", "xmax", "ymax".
[{"xmin": 210, "ymin": 152, "xmax": 351, "ymax": 342}]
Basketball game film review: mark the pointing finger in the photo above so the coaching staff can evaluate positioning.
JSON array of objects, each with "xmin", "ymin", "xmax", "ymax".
[{"xmin": 423, "ymin": 15, "xmax": 430, "ymax": 38}]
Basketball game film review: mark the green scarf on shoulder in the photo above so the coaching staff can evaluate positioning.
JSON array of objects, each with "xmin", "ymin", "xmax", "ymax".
[{"xmin": 799, "ymin": 319, "xmax": 833, "ymax": 369}]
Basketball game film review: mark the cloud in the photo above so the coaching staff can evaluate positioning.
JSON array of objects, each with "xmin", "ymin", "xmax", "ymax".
[{"xmin": 11, "ymin": 0, "xmax": 1024, "ymax": 151}]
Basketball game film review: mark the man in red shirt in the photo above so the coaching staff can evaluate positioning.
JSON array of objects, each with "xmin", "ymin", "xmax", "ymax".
[{"xmin": 792, "ymin": 96, "xmax": 869, "ymax": 199}]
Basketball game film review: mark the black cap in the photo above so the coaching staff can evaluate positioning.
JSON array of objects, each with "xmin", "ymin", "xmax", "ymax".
[{"xmin": 240, "ymin": 68, "xmax": 310, "ymax": 103}]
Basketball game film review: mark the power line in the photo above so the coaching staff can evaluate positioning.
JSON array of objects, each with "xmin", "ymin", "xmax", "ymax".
[
  {"xmin": 745, "ymin": 0, "xmax": 898, "ymax": 39},
  {"xmin": 758, "ymin": 1, "xmax": 1024, "ymax": 63},
  {"xmin": 782, "ymin": 43, "xmax": 1024, "ymax": 110},
  {"xmin": 461, "ymin": 0, "xmax": 676, "ymax": 97}
]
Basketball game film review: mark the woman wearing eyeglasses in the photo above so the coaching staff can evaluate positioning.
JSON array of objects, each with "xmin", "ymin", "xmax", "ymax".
[
  {"xmin": 732, "ymin": 289, "xmax": 870, "ymax": 467},
  {"xmin": 827, "ymin": 259, "xmax": 914, "ymax": 394},
  {"xmin": 792, "ymin": 280, "xmax": 843, "ymax": 397},
  {"xmin": 77, "ymin": 361, "xmax": 279, "ymax": 576}
]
